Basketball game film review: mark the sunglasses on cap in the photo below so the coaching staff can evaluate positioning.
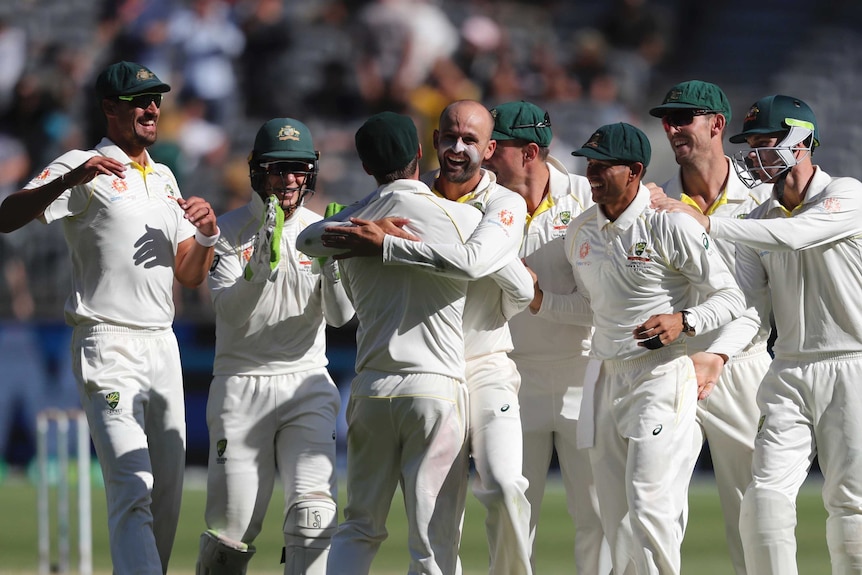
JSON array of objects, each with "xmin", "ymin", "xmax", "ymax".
[
  {"xmin": 510, "ymin": 111, "xmax": 552, "ymax": 130},
  {"xmin": 117, "ymin": 93, "xmax": 163, "ymax": 109},
  {"xmin": 661, "ymin": 109, "xmax": 716, "ymax": 128}
]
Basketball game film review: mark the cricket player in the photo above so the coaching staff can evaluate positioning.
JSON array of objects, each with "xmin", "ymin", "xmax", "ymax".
[
  {"xmin": 535, "ymin": 122, "xmax": 746, "ymax": 574},
  {"xmin": 0, "ymin": 61, "xmax": 218, "ymax": 574},
  {"xmin": 319, "ymin": 100, "xmax": 535, "ymax": 574},
  {"xmin": 196, "ymin": 118, "xmax": 354, "ymax": 575},
  {"xmin": 296, "ymin": 111, "xmax": 482, "ymax": 575},
  {"xmin": 483, "ymin": 100, "xmax": 611, "ymax": 575},
  {"xmin": 678, "ymin": 94, "xmax": 862, "ymax": 574},
  {"xmin": 647, "ymin": 80, "xmax": 772, "ymax": 575}
]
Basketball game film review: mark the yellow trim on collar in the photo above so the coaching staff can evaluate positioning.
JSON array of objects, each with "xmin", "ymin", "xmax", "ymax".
[
  {"xmin": 681, "ymin": 189, "xmax": 728, "ymax": 216},
  {"xmin": 526, "ymin": 193, "xmax": 555, "ymax": 225}
]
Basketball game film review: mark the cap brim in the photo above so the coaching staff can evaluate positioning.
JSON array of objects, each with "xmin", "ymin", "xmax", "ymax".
[
  {"xmin": 259, "ymin": 151, "xmax": 315, "ymax": 161},
  {"xmin": 728, "ymin": 127, "xmax": 778, "ymax": 144},
  {"xmin": 571, "ymin": 148, "xmax": 618, "ymax": 161},
  {"xmin": 648, "ymin": 103, "xmax": 704, "ymax": 117},
  {"xmin": 120, "ymin": 81, "xmax": 171, "ymax": 97}
]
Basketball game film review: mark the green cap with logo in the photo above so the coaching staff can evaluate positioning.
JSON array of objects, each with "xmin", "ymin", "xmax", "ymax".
[
  {"xmin": 729, "ymin": 94, "xmax": 819, "ymax": 147},
  {"xmin": 648, "ymin": 80, "xmax": 732, "ymax": 122},
  {"xmin": 253, "ymin": 118, "xmax": 316, "ymax": 161},
  {"xmin": 355, "ymin": 111, "xmax": 419, "ymax": 175},
  {"xmin": 490, "ymin": 101, "xmax": 553, "ymax": 147},
  {"xmin": 572, "ymin": 122, "xmax": 651, "ymax": 166},
  {"xmin": 95, "ymin": 61, "xmax": 171, "ymax": 99}
]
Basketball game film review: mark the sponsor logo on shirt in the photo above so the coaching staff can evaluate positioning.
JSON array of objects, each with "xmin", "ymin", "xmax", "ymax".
[
  {"xmin": 109, "ymin": 177, "xmax": 129, "ymax": 202},
  {"xmin": 37, "ymin": 168, "xmax": 51, "ymax": 181},
  {"xmin": 498, "ymin": 209, "xmax": 515, "ymax": 227},
  {"xmin": 822, "ymin": 198, "xmax": 841, "ymax": 213},
  {"xmin": 242, "ymin": 246, "xmax": 254, "ymax": 263},
  {"xmin": 578, "ymin": 241, "xmax": 591, "ymax": 259}
]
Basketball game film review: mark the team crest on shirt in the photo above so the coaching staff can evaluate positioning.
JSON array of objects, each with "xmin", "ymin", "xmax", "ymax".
[
  {"xmin": 209, "ymin": 255, "xmax": 221, "ymax": 275},
  {"xmin": 756, "ymin": 415, "xmax": 766, "ymax": 437},
  {"xmin": 165, "ymin": 184, "xmax": 177, "ymax": 200},
  {"xmin": 469, "ymin": 201, "xmax": 485, "ymax": 213},
  {"xmin": 626, "ymin": 240, "xmax": 653, "ymax": 270},
  {"xmin": 216, "ymin": 439, "xmax": 228, "ymax": 463},
  {"xmin": 105, "ymin": 391, "xmax": 121, "ymax": 414},
  {"xmin": 298, "ymin": 254, "xmax": 313, "ymax": 274},
  {"xmin": 552, "ymin": 211, "xmax": 571, "ymax": 238},
  {"xmin": 701, "ymin": 233, "xmax": 710, "ymax": 250}
]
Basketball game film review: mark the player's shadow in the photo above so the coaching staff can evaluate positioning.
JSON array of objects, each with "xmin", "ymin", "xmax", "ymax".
[{"xmin": 134, "ymin": 225, "xmax": 175, "ymax": 269}]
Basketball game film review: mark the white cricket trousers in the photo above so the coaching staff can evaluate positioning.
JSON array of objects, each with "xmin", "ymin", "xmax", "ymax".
[
  {"xmin": 517, "ymin": 356, "xmax": 610, "ymax": 575},
  {"xmin": 72, "ymin": 325, "xmax": 186, "ymax": 575},
  {"xmin": 740, "ymin": 354, "xmax": 862, "ymax": 575},
  {"xmin": 589, "ymin": 349, "xmax": 697, "ymax": 575},
  {"xmin": 465, "ymin": 351, "xmax": 532, "ymax": 575},
  {"xmin": 327, "ymin": 371, "xmax": 469, "ymax": 575},
  {"xmin": 204, "ymin": 369, "xmax": 340, "ymax": 542},
  {"xmin": 675, "ymin": 343, "xmax": 770, "ymax": 575}
]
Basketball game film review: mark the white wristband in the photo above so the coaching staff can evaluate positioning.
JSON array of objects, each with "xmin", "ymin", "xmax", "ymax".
[{"xmin": 195, "ymin": 227, "xmax": 220, "ymax": 247}]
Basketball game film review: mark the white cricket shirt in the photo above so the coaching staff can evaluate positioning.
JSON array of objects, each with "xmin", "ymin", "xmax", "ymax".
[
  {"xmin": 709, "ymin": 167, "xmax": 862, "ymax": 358},
  {"xmin": 661, "ymin": 157, "xmax": 772, "ymax": 357},
  {"xmin": 208, "ymin": 193, "xmax": 354, "ymax": 376},
  {"xmin": 297, "ymin": 179, "xmax": 482, "ymax": 380},
  {"xmin": 383, "ymin": 169, "xmax": 532, "ymax": 359},
  {"xmin": 31, "ymin": 138, "xmax": 195, "ymax": 328},
  {"xmin": 565, "ymin": 185, "xmax": 746, "ymax": 362},
  {"xmin": 509, "ymin": 156, "xmax": 595, "ymax": 364}
]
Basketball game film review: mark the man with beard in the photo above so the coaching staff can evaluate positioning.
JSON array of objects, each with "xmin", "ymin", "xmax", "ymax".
[
  {"xmin": 647, "ymin": 80, "xmax": 772, "ymax": 574},
  {"xmin": 319, "ymin": 100, "xmax": 534, "ymax": 574},
  {"xmin": 0, "ymin": 61, "xmax": 218, "ymax": 574}
]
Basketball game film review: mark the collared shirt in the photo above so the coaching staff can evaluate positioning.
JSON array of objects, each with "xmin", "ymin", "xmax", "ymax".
[
  {"xmin": 30, "ymin": 138, "xmax": 195, "ymax": 328},
  {"xmin": 208, "ymin": 193, "xmax": 354, "ymax": 376},
  {"xmin": 381, "ymin": 168, "xmax": 532, "ymax": 359},
  {"xmin": 661, "ymin": 156, "xmax": 772, "ymax": 356},
  {"xmin": 710, "ymin": 167, "xmax": 862, "ymax": 358},
  {"xmin": 509, "ymin": 156, "xmax": 594, "ymax": 364},
  {"xmin": 565, "ymin": 185, "xmax": 746, "ymax": 362},
  {"xmin": 297, "ymin": 179, "xmax": 482, "ymax": 380}
]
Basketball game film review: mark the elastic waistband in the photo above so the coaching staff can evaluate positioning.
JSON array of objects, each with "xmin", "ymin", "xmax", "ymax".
[
  {"xmin": 733, "ymin": 341, "xmax": 770, "ymax": 361},
  {"xmin": 774, "ymin": 350, "xmax": 862, "ymax": 363},
  {"xmin": 602, "ymin": 346, "xmax": 686, "ymax": 374},
  {"xmin": 74, "ymin": 324, "xmax": 172, "ymax": 337}
]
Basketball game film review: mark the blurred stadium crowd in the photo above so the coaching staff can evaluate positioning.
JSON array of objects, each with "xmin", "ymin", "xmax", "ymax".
[{"xmin": 2, "ymin": 0, "xmax": 862, "ymax": 320}]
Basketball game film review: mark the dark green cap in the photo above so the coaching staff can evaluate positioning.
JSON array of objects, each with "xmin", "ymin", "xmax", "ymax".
[
  {"xmin": 572, "ymin": 123, "xmax": 651, "ymax": 166},
  {"xmin": 95, "ymin": 61, "xmax": 170, "ymax": 99},
  {"xmin": 253, "ymin": 118, "xmax": 316, "ymax": 161},
  {"xmin": 649, "ymin": 80, "xmax": 731, "ymax": 122},
  {"xmin": 355, "ymin": 111, "xmax": 419, "ymax": 175},
  {"xmin": 490, "ymin": 101, "xmax": 553, "ymax": 146},
  {"xmin": 729, "ymin": 94, "xmax": 819, "ymax": 146}
]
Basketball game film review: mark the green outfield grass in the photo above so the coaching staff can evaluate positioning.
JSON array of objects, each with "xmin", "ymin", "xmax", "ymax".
[{"xmin": 1, "ymin": 469, "xmax": 830, "ymax": 574}]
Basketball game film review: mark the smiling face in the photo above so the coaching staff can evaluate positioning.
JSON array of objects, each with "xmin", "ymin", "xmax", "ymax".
[
  {"xmin": 661, "ymin": 110, "xmax": 721, "ymax": 167},
  {"xmin": 103, "ymin": 95, "xmax": 161, "ymax": 157},
  {"xmin": 433, "ymin": 101, "xmax": 496, "ymax": 185},
  {"xmin": 585, "ymin": 159, "xmax": 642, "ymax": 220}
]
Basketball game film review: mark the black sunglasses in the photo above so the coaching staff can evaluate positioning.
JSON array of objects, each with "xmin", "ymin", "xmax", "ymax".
[
  {"xmin": 661, "ymin": 109, "xmax": 716, "ymax": 128},
  {"xmin": 117, "ymin": 93, "xmax": 163, "ymax": 109},
  {"xmin": 511, "ymin": 111, "xmax": 552, "ymax": 130}
]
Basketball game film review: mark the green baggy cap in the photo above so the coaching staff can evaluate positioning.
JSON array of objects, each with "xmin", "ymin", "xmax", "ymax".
[
  {"xmin": 355, "ymin": 112, "xmax": 419, "ymax": 175},
  {"xmin": 649, "ymin": 80, "xmax": 732, "ymax": 122},
  {"xmin": 490, "ymin": 101, "xmax": 553, "ymax": 146},
  {"xmin": 95, "ymin": 61, "xmax": 170, "ymax": 98},
  {"xmin": 572, "ymin": 122, "xmax": 651, "ymax": 166}
]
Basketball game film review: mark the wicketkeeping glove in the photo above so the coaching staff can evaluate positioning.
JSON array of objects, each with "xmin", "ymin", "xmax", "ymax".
[
  {"xmin": 244, "ymin": 196, "xmax": 284, "ymax": 283},
  {"xmin": 316, "ymin": 202, "xmax": 348, "ymax": 273}
]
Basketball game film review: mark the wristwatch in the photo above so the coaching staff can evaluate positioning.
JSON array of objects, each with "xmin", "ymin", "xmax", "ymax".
[{"xmin": 681, "ymin": 310, "xmax": 698, "ymax": 336}]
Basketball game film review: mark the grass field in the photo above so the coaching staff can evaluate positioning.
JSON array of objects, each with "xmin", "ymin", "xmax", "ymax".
[{"xmin": 1, "ymin": 468, "xmax": 831, "ymax": 574}]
